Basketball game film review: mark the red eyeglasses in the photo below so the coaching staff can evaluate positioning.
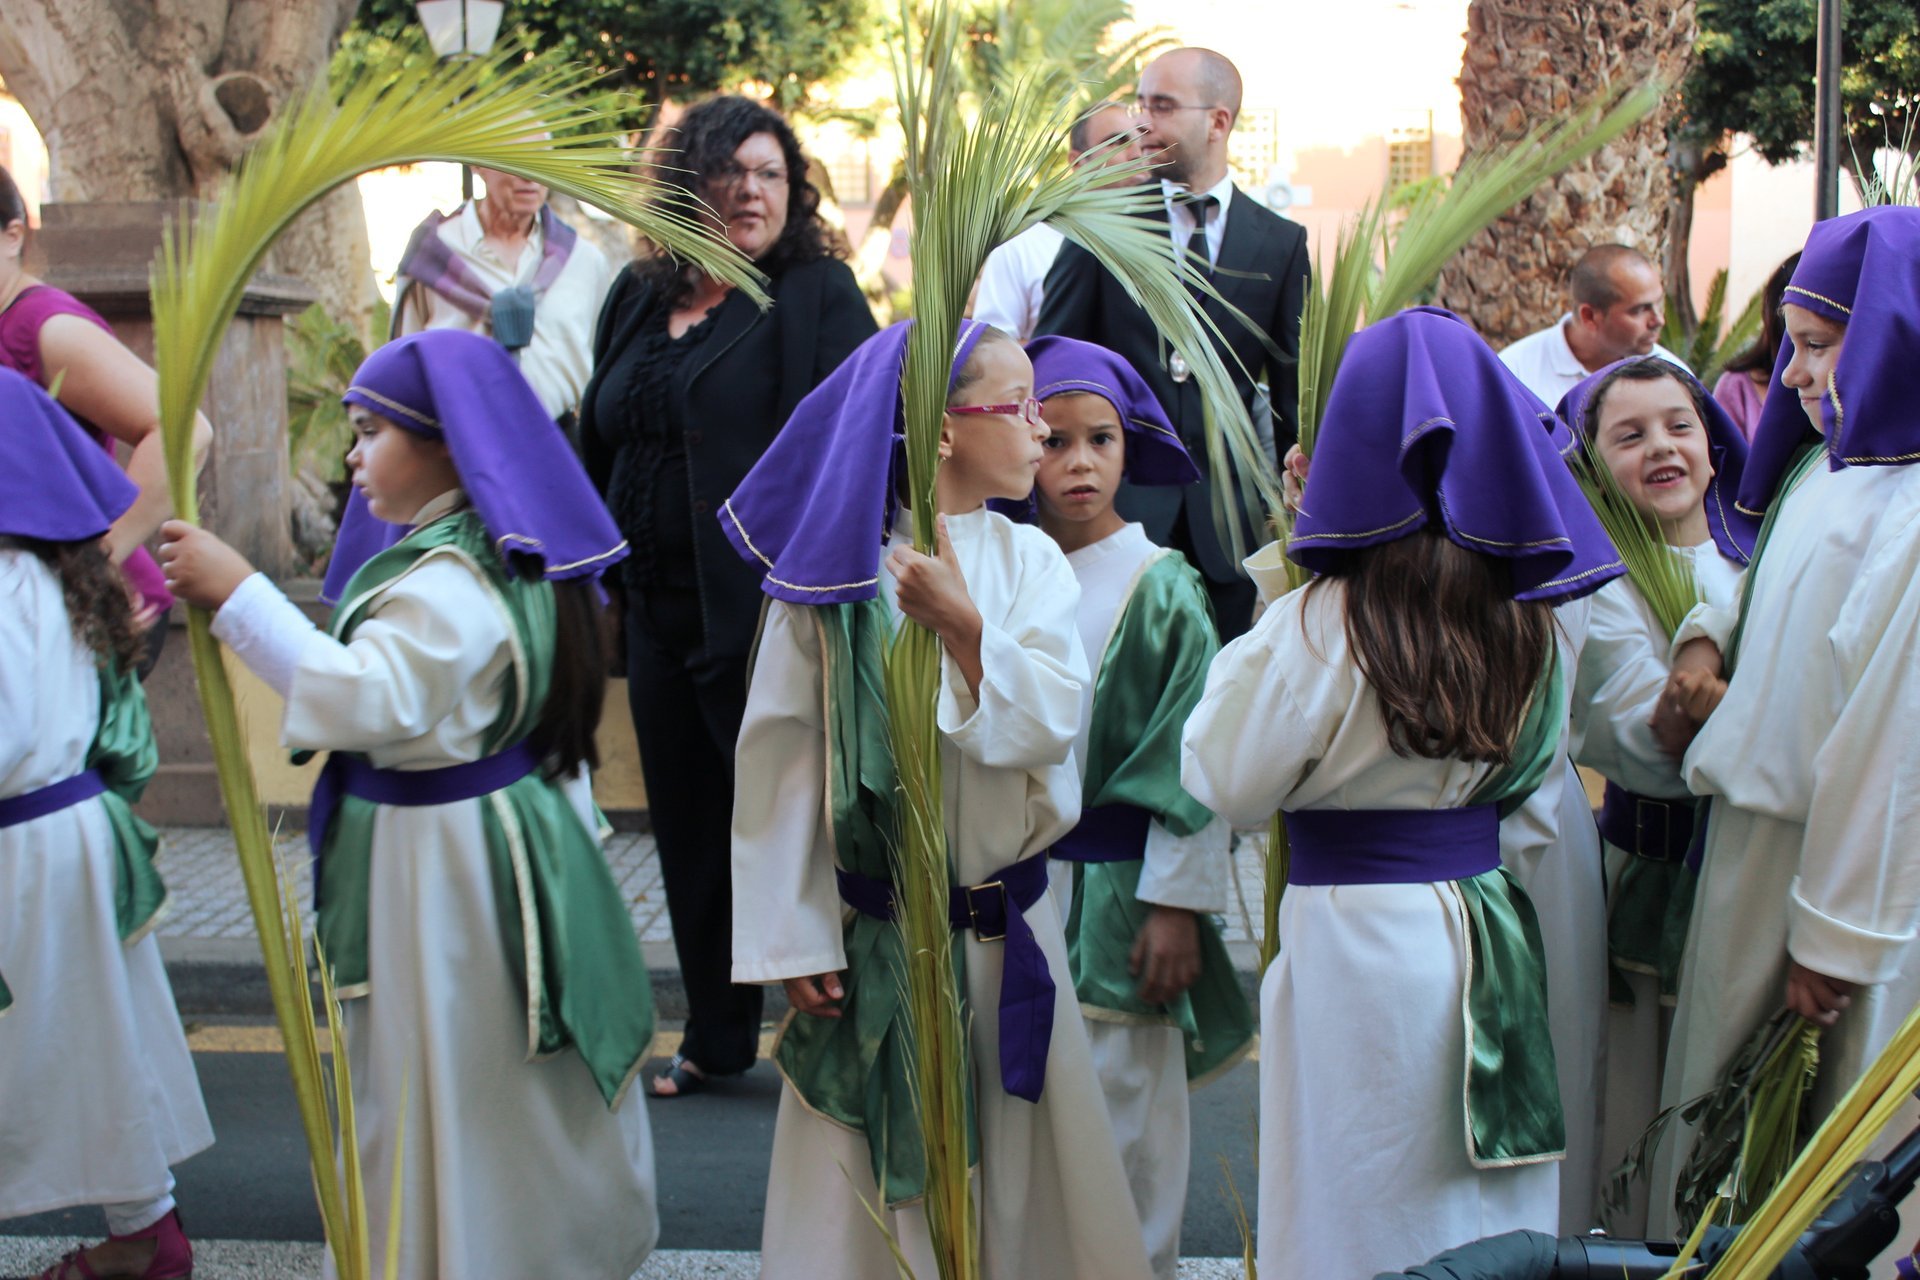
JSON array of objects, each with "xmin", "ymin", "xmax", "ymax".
[{"xmin": 946, "ymin": 397, "xmax": 1044, "ymax": 425}]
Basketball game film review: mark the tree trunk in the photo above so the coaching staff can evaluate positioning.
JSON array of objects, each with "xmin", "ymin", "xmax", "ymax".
[
  {"xmin": 1434, "ymin": 0, "xmax": 1697, "ymax": 349},
  {"xmin": 0, "ymin": 0, "xmax": 375, "ymax": 336}
]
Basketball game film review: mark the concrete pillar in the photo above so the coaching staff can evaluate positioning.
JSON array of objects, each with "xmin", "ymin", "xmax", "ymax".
[{"xmin": 29, "ymin": 199, "xmax": 315, "ymax": 826}]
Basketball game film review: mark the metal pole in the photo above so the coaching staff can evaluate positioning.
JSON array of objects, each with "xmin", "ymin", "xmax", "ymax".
[{"xmin": 1813, "ymin": 0, "xmax": 1843, "ymax": 220}]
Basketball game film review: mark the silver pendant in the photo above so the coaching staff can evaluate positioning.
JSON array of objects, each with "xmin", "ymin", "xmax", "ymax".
[{"xmin": 1169, "ymin": 351, "xmax": 1191, "ymax": 383}]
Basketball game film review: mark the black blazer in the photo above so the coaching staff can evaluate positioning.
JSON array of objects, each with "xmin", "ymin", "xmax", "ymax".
[
  {"xmin": 579, "ymin": 256, "xmax": 878, "ymax": 657},
  {"xmin": 1035, "ymin": 186, "xmax": 1308, "ymax": 583}
]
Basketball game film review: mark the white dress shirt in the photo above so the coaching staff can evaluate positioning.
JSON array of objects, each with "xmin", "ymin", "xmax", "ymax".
[
  {"xmin": 1497, "ymin": 313, "xmax": 1690, "ymax": 409},
  {"xmin": 1162, "ymin": 173, "xmax": 1235, "ymax": 268}
]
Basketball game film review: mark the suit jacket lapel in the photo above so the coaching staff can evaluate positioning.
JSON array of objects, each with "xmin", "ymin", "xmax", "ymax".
[{"xmin": 1203, "ymin": 187, "xmax": 1275, "ymax": 326}]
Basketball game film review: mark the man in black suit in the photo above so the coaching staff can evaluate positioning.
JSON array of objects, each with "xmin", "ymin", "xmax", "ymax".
[{"xmin": 1035, "ymin": 47, "xmax": 1308, "ymax": 639}]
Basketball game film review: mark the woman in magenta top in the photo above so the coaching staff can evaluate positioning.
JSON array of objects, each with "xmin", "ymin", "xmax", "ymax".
[{"xmin": 0, "ymin": 166, "xmax": 211, "ymax": 634}]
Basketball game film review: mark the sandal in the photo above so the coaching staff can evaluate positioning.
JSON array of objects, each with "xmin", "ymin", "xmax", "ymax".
[
  {"xmin": 649, "ymin": 1052, "xmax": 709, "ymax": 1099},
  {"xmin": 38, "ymin": 1209, "xmax": 192, "ymax": 1280}
]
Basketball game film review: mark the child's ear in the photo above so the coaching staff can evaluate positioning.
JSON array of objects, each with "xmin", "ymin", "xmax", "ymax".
[{"xmin": 937, "ymin": 417, "xmax": 956, "ymax": 460}]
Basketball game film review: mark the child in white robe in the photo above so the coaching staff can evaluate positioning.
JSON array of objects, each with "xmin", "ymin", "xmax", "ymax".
[
  {"xmin": 158, "ymin": 331, "xmax": 658, "ymax": 1280},
  {"xmin": 1025, "ymin": 335, "xmax": 1254, "ymax": 1279},
  {"xmin": 1185, "ymin": 308, "xmax": 1628, "ymax": 1280},
  {"xmin": 0, "ymin": 369, "xmax": 212, "ymax": 1280},
  {"xmin": 1649, "ymin": 207, "xmax": 1920, "ymax": 1236},
  {"xmin": 1550, "ymin": 357, "xmax": 1751, "ymax": 1234},
  {"xmin": 723, "ymin": 320, "xmax": 1155, "ymax": 1280}
]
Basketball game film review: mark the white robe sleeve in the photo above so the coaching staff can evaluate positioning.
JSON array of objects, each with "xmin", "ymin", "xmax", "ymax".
[
  {"xmin": 1180, "ymin": 592, "xmax": 1327, "ymax": 828},
  {"xmin": 939, "ymin": 542, "xmax": 1087, "ymax": 771},
  {"xmin": 1571, "ymin": 577, "xmax": 1686, "ymax": 798},
  {"xmin": 274, "ymin": 559, "xmax": 508, "ymax": 753},
  {"xmin": 730, "ymin": 602, "xmax": 847, "ymax": 985},
  {"xmin": 1670, "ymin": 595, "xmax": 1741, "ymax": 658},
  {"xmin": 1135, "ymin": 815, "xmax": 1231, "ymax": 913},
  {"xmin": 212, "ymin": 572, "xmax": 325, "ymax": 698},
  {"xmin": 1790, "ymin": 510, "xmax": 1920, "ymax": 985}
]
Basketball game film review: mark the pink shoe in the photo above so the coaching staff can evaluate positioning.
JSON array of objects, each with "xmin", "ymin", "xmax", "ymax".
[{"xmin": 37, "ymin": 1209, "xmax": 193, "ymax": 1280}]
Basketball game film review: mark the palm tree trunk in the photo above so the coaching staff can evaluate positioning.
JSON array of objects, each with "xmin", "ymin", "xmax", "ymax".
[{"xmin": 1435, "ymin": 0, "xmax": 1697, "ymax": 348}]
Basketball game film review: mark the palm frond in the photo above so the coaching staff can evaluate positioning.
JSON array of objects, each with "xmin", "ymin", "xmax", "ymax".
[
  {"xmin": 150, "ymin": 45, "xmax": 756, "ymax": 1273},
  {"xmin": 1699, "ymin": 998, "xmax": 1920, "ymax": 1278}
]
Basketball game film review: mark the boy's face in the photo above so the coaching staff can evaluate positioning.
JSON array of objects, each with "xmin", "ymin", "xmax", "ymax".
[
  {"xmin": 941, "ymin": 340, "xmax": 1046, "ymax": 505},
  {"xmin": 1036, "ymin": 392, "xmax": 1127, "ymax": 527},
  {"xmin": 1592, "ymin": 375, "xmax": 1713, "ymax": 540},
  {"xmin": 346, "ymin": 406, "xmax": 459, "ymax": 524}
]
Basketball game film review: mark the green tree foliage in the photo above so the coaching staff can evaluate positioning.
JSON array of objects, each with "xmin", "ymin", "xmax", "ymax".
[
  {"xmin": 1681, "ymin": 0, "xmax": 1919, "ymax": 175},
  {"xmin": 346, "ymin": 0, "xmax": 875, "ymax": 126}
]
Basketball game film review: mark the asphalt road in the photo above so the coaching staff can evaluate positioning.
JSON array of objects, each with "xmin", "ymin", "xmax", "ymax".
[{"xmin": 5, "ymin": 1024, "xmax": 1260, "ymax": 1259}]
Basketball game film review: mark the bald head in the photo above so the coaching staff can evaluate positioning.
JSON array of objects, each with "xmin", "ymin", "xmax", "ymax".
[
  {"xmin": 1154, "ymin": 48, "xmax": 1242, "ymax": 121},
  {"xmin": 1570, "ymin": 245, "xmax": 1657, "ymax": 310},
  {"xmin": 1136, "ymin": 48, "xmax": 1241, "ymax": 189}
]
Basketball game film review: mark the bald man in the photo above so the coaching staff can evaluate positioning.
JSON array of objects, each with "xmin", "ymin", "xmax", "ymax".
[
  {"xmin": 973, "ymin": 102, "xmax": 1144, "ymax": 340},
  {"xmin": 1036, "ymin": 48, "xmax": 1309, "ymax": 640},
  {"xmin": 1498, "ymin": 245, "xmax": 1691, "ymax": 406}
]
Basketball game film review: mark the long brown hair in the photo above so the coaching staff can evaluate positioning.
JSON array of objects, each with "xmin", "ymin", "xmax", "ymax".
[
  {"xmin": 14, "ymin": 535, "xmax": 145, "ymax": 672},
  {"xmin": 1308, "ymin": 527, "xmax": 1553, "ymax": 763},
  {"xmin": 528, "ymin": 577, "xmax": 608, "ymax": 780}
]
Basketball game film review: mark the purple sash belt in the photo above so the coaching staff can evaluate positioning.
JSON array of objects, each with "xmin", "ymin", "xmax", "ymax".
[
  {"xmin": 1047, "ymin": 803, "xmax": 1151, "ymax": 863},
  {"xmin": 1282, "ymin": 805, "xmax": 1501, "ymax": 886},
  {"xmin": 0, "ymin": 769, "xmax": 106, "ymax": 828},
  {"xmin": 308, "ymin": 742, "xmax": 541, "ymax": 896},
  {"xmin": 1596, "ymin": 782, "xmax": 1695, "ymax": 864},
  {"xmin": 835, "ymin": 853, "xmax": 1056, "ymax": 1104}
]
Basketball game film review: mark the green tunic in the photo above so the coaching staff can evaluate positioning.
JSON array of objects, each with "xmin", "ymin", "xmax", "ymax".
[
  {"xmin": 1063, "ymin": 550, "xmax": 1254, "ymax": 1086},
  {"xmin": 770, "ymin": 598, "xmax": 980, "ymax": 1208},
  {"xmin": 307, "ymin": 511, "xmax": 655, "ymax": 1107}
]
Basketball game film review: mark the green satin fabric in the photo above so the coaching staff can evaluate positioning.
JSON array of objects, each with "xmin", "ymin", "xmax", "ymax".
[
  {"xmin": 308, "ymin": 511, "xmax": 654, "ymax": 1106},
  {"xmin": 1454, "ymin": 647, "xmax": 1567, "ymax": 1165},
  {"xmin": 772, "ymin": 598, "xmax": 978, "ymax": 1207},
  {"xmin": 1608, "ymin": 853, "xmax": 1689, "ymax": 1002},
  {"xmin": 93, "ymin": 661, "xmax": 166, "ymax": 942},
  {"xmin": 1065, "ymin": 553, "xmax": 1253, "ymax": 1082}
]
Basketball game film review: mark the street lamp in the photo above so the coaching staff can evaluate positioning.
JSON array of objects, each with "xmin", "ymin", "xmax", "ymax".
[{"xmin": 415, "ymin": 0, "xmax": 506, "ymax": 200}]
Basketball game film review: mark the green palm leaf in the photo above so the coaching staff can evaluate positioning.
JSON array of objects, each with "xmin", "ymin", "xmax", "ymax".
[{"xmin": 150, "ymin": 46, "xmax": 756, "ymax": 1274}]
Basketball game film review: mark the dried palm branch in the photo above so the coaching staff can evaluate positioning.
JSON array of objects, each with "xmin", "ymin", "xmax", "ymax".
[
  {"xmin": 1700, "ymin": 997, "xmax": 1920, "ymax": 1278},
  {"xmin": 885, "ymin": 5, "xmax": 1270, "ymax": 1274},
  {"xmin": 150, "ymin": 45, "xmax": 756, "ymax": 1273}
]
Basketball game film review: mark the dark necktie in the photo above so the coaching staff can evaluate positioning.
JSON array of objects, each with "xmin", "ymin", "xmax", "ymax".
[{"xmin": 1180, "ymin": 193, "xmax": 1217, "ymax": 275}]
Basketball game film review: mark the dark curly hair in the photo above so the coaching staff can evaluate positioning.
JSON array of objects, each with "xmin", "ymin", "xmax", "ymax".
[
  {"xmin": 639, "ymin": 95, "xmax": 843, "ymax": 309},
  {"xmin": 15, "ymin": 536, "xmax": 145, "ymax": 672}
]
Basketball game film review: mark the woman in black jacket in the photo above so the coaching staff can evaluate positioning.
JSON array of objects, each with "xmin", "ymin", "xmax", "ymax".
[{"xmin": 580, "ymin": 95, "xmax": 878, "ymax": 1098}]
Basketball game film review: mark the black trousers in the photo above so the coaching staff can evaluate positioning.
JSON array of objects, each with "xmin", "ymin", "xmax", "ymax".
[
  {"xmin": 624, "ymin": 585, "xmax": 763, "ymax": 1076},
  {"xmin": 1167, "ymin": 509, "xmax": 1256, "ymax": 642}
]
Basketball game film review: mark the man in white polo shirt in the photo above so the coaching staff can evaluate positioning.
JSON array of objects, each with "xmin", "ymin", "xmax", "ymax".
[
  {"xmin": 393, "ymin": 166, "xmax": 615, "ymax": 429},
  {"xmin": 1499, "ymin": 244, "xmax": 1690, "ymax": 405}
]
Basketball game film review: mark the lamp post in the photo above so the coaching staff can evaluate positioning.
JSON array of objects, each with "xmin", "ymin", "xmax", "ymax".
[
  {"xmin": 1812, "ymin": 0, "xmax": 1843, "ymax": 220},
  {"xmin": 414, "ymin": 0, "xmax": 506, "ymax": 202}
]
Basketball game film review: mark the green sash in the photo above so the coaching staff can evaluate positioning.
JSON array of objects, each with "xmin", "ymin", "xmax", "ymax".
[
  {"xmin": 94, "ymin": 661, "xmax": 167, "ymax": 943},
  {"xmin": 1456, "ymin": 647, "xmax": 1568, "ymax": 1166},
  {"xmin": 771, "ymin": 598, "xmax": 979, "ymax": 1208},
  {"xmin": 1063, "ymin": 552, "xmax": 1254, "ymax": 1086},
  {"xmin": 309, "ymin": 511, "xmax": 654, "ymax": 1107}
]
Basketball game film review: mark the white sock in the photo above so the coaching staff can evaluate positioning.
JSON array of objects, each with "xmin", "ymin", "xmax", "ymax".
[{"xmin": 103, "ymin": 1182, "xmax": 176, "ymax": 1237}]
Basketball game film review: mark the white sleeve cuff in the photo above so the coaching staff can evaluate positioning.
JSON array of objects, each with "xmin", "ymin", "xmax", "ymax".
[
  {"xmin": 1786, "ymin": 879, "xmax": 1914, "ymax": 987},
  {"xmin": 1135, "ymin": 815, "xmax": 1231, "ymax": 913},
  {"xmin": 210, "ymin": 572, "xmax": 322, "ymax": 699},
  {"xmin": 1670, "ymin": 601, "xmax": 1738, "ymax": 660}
]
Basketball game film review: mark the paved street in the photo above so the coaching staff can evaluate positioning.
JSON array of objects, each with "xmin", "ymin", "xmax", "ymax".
[{"xmin": 1, "ymin": 826, "xmax": 1274, "ymax": 1278}]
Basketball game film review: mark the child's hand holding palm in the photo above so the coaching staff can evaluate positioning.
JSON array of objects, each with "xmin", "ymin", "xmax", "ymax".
[{"xmin": 886, "ymin": 514, "xmax": 985, "ymax": 698}]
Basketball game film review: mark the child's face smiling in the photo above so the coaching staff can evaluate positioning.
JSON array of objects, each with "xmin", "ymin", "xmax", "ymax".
[
  {"xmin": 346, "ymin": 406, "xmax": 460, "ymax": 524},
  {"xmin": 1035, "ymin": 392, "xmax": 1129, "ymax": 552},
  {"xmin": 939, "ymin": 339, "xmax": 1046, "ymax": 511},
  {"xmin": 1593, "ymin": 374, "xmax": 1714, "ymax": 546}
]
